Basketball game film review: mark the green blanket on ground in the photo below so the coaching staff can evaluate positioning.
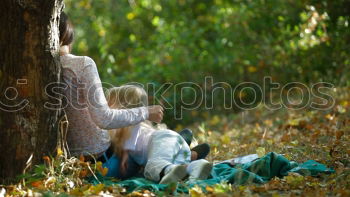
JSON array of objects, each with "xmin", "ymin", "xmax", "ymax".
[{"xmin": 90, "ymin": 152, "xmax": 334, "ymax": 193}]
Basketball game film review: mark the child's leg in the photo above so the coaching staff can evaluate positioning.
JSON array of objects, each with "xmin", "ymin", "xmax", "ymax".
[
  {"xmin": 173, "ymin": 133, "xmax": 191, "ymax": 165},
  {"xmin": 144, "ymin": 130, "xmax": 191, "ymax": 182}
]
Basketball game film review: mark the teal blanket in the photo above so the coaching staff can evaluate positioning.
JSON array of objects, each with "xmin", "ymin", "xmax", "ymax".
[{"xmin": 90, "ymin": 152, "xmax": 334, "ymax": 193}]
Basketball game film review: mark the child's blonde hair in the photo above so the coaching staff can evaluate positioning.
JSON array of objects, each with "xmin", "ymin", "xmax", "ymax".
[{"xmin": 106, "ymin": 85, "xmax": 148, "ymax": 157}]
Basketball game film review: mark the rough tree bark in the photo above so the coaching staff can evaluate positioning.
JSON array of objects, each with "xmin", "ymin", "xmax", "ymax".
[{"xmin": 0, "ymin": 0, "xmax": 63, "ymax": 183}]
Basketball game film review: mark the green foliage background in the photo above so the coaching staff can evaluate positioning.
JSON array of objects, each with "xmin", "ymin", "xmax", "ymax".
[{"xmin": 65, "ymin": 0, "xmax": 350, "ymax": 128}]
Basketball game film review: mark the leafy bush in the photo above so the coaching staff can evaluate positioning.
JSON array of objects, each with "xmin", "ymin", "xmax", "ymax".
[{"xmin": 65, "ymin": 0, "xmax": 350, "ymax": 127}]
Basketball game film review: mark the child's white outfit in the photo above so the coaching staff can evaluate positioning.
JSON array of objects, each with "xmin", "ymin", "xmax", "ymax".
[{"xmin": 124, "ymin": 122, "xmax": 192, "ymax": 182}]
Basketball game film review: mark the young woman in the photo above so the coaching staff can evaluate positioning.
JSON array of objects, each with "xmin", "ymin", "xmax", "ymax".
[
  {"xmin": 59, "ymin": 12, "xmax": 163, "ymax": 177},
  {"xmin": 108, "ymin": 85, "xmax": 212, "ymax": 184}
]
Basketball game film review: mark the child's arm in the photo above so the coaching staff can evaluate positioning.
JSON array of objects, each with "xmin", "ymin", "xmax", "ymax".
[{"xmin": 120, "ymin": 149, "xmax": 129, "ymax": 175}]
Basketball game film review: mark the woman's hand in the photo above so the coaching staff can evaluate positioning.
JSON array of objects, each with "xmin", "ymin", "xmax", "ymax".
[
  {"xmin": 147, "ymin": 105, "xmax": 164, "ymax": 123},
  {"xmin": 120, "ymin": 150, "xmax": 129, "ymax": 176}
]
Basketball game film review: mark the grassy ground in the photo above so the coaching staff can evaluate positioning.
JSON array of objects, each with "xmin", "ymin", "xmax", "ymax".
[
  {"xmin": 1, "ymin": 88, "xmax": 350, "ymax": 196},
  {"xmin": 190, "ymin": 87, "xmax": 350, "ymax": 196}
]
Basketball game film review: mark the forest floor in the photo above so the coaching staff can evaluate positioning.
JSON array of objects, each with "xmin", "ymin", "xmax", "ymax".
[
  {"xmin": 189, "ymin": 87, "xmax": 350, "ymax": 196},
  {"xmin": 1, "ymin": 88, "xmax": 350, "ymax": 196}
]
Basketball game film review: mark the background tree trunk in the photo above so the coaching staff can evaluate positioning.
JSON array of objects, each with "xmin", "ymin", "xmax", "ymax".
[{"xmin": 0, "ymin": 0, "xmax": 63, "ymax": 183}]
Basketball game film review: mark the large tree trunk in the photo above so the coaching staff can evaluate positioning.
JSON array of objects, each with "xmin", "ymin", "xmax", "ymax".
[{"xmin": 0, "ymin": 0, "xmax": 63, "ymax": 183}]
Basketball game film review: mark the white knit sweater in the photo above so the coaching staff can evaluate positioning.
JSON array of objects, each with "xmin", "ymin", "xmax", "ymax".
[{"xmin": 60, "ymin": 54, "xmax": 148, "ymax": 156}]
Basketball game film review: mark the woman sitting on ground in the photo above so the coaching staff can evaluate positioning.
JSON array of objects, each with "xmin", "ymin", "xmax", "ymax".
[{"xmin": 59, "ymin": 12, "xmax": 163, "ymax": 177}]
